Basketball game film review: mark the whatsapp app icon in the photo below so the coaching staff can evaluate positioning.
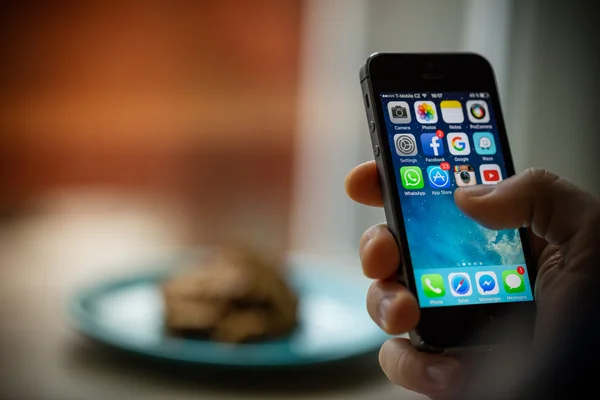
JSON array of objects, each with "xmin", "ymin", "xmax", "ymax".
[{"xmin": 400, "ymin": 166, "xmax": 424, "ymax": 189}]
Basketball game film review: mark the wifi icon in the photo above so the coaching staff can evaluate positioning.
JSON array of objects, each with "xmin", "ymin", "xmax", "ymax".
[{"xmin": 422, "ymin": 93, "xmax": 428, "ymax": 98}]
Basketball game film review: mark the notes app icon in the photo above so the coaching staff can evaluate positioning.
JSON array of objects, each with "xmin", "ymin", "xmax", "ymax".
[{"xmin": 440, "ymin": 100, "xmax": 464, "ymax": 123}]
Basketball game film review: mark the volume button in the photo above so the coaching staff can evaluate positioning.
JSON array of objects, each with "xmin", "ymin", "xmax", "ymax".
[
  {"xmin": 373, "ymin": 144, "xmax": 380, "ymax": 157},
  {"xmin": 369, "ymin": 121, "xmax": 376, "ymax": 132}
]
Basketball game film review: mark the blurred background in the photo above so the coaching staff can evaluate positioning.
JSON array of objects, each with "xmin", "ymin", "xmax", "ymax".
[{"xmin": 1, "ymin": 1, "xmax": 598, "ymax": 399}]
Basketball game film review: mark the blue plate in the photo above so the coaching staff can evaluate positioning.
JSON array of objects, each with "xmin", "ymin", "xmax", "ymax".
[{"xmin": 67, "ymin": 253, "xmax": 389, "ymax": 367}]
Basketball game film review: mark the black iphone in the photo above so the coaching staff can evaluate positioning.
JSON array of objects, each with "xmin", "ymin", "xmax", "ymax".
[{"xmin": 360, "ymin": 53, "xmax": 536, "ymax": 352}]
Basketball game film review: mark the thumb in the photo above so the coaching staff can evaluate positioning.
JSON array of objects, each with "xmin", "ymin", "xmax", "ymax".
[{"xmin": 454, "ymin": 168, "xmax": 598, "ymax": 246}]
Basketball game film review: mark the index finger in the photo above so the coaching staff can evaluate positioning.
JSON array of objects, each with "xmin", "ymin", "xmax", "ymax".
[{"xmin": 345, "ymin": 161, "xmax": 384, "ymax": 207}]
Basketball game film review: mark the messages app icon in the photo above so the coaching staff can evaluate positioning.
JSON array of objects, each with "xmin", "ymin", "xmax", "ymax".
[
  {"xmin": 400, "ymin": 166, "xmax": 424, "ymax": 190},
  {"xmin": 502, "ymin": 270, "xmax": 526, "ymax": 293}
]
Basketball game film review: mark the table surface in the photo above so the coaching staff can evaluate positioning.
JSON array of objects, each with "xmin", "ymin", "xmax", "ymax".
[{"xmin": 0, "ymin": 191, "xmax": 424, "ymax": 400}]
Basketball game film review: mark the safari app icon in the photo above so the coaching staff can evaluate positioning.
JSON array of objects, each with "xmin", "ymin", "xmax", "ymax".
[{"xmin": 448, "ymin": 272, "xmax": 473, "ymax": 297}]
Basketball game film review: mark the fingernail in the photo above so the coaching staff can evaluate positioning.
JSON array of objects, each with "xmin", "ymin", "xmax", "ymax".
[
  {"xmin": 426, "ymin": 362, "xmax": 456, "ymax": 389},
  {"xmin": 457, "ymin": 184, "xmax": 495, "ymax": 197}
]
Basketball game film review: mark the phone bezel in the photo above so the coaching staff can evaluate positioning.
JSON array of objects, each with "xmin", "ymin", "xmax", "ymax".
[{"xmin": 362, "ymin": 53, "xmax": 536, "ymax": 349}]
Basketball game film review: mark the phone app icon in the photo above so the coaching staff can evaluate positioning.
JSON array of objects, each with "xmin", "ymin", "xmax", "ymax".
[
  {"xmin": 453, "ymin": 165, "xmax": 476, "ymax": 186},
  {"xmin": 479, "ymin": 164, "xmax": 502, "ymax": 184},
  {"xmin": 393, "ymin": 134, "xmax": 418, "ymax": 156},
  {"xmin": 475, "ymin": 271, "xmax": 499, "ymax": 295},
  {"xmin": 448, "ymin": 272, "xmax": 473, "ymax": 297},
  {"xmin": 502, "ymin": 270, "xmax": 526, "ymax": 293},
  {"xmin": 473, "ymin": 132, "xmax": 496, "ymax": 155},
  {"xmin": 387, "ymin": 101, "xmax": 412, "ymax": 124},
  {"xmin": 447, "ymin": 132, "xmax": 471, "ymax": 155},
  {"xmin": 400, "ymin": 166, "xmax": 424, "ymax": 190},
  {"xmin": 466, "ymin": 100, "xmax": 491, "ymax": 123},
  {"xmin": 440, "ymin": 100, "xmax": 464, "ymax": 123},
  {"xmin": 414, "ymin": 101, "xmax": 438, "ymax": 124},
  {"xmin": 421, "ymin": 274, "xmax": 445, "ymax": 298},
  {"xmin": 420, "ymin": 133, "xmax": 445, "ymax": 156},
  {"xmin": 427, "ymin": 166, "xmax": 451, "ymax": 189}
]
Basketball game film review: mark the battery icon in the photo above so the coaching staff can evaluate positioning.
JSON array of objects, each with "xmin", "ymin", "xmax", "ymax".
[{"xmin": 479, "ymin": 92, "xmax": 489, "ymax": 98}]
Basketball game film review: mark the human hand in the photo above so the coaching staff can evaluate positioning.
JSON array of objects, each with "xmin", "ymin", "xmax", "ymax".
[{"xmin": 345, "ymin": 162, "xmax": 600, "ymax": 399}]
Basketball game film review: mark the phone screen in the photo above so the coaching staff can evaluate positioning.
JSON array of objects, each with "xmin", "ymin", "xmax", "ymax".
[{"xmin": 379, "ymin": 92, "xmax": 534, "ymax": 308}]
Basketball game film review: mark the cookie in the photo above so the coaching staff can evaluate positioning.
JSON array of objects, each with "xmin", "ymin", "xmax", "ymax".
[{"xmin": 162, "ymin": 246, "xmax": 299, "ymax": 343}]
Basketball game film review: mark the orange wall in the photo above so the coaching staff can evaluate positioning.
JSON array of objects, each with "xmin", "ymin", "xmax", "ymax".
[{"xmin": 1, "ymin": 1, "xmax": 302, "ymax": 247}]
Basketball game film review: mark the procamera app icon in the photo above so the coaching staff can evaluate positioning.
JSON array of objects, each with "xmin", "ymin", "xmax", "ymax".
[{"xmin": 467, "ymin": 100, "xmax": 490, "ymax": 123}]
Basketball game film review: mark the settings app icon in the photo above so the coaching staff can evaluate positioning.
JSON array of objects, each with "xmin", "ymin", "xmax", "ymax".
[{"xmin": 393, "ymin": 134, "xmax": 418, "ymax": 156}]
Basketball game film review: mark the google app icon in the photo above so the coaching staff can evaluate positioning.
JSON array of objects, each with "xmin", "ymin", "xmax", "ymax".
[{"xmin": 447, "ymin": 132, "xmax": 471, "ymax": 155}]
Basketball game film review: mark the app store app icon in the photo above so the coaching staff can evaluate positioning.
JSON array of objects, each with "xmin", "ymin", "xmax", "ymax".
[{"xmin": 427, "ymin": 166, "xmax": 451, "ymax": 189}]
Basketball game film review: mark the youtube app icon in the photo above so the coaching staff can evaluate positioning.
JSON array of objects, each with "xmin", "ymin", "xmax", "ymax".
[
  {"xmin": 479, "ymin": 164, "xmax": 502, "ymax": 184},
  {"xmin": 485, "ymin": 170, "xmax": 499, "ymax": 181}
]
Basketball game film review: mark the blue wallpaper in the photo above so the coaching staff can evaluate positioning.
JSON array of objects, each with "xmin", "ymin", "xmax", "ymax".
[{"xmin": 379, "ymin": 92, "xmax": 533, "ymax": 307}]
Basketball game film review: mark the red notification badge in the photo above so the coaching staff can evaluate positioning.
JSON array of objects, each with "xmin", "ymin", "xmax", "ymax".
[
  {"xmin": 440, "ymin": 162, "xmax": 450, "ymax": 171},
  {"xmin": 517, "ymin": 266, "xmax": 525, "ymax": 275},
  {"xmin": 436, "ymin": 129, "xmax": 444, "ymax": 138}
]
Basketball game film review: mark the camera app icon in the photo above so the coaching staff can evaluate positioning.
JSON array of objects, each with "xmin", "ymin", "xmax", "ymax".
[
  {"xmin": 453, "ymin": 165, "xmax": 476, "ymax": 186},
  {"xmin": 387, "ymin": 101, "xmax": 411, "ymax": 124}
]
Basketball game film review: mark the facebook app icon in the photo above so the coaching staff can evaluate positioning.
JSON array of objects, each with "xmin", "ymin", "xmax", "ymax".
[{"xmin": 420, "ymin": 133, "xmax": 444, "ymax": 156}]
